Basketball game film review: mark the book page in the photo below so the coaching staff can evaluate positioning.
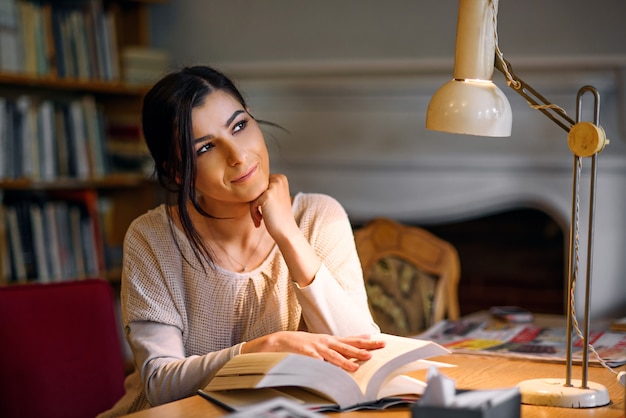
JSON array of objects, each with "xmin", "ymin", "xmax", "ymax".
[
  {"xmin": 257, "ymin": 356, "xmax": 362, "ymax": 408},
  {"xmin": 199, "ymin": 387, "xmax": 335, "ymax": 412},
  {"xmin": 375, "ymin": 374, "xmax": 427, "ymax": 399},
  {"xmin": 203, "ymin": 374, "xmax": 267, "ymax": 391},
  {"xmin": 348, "ymin": 334, "xmax": 449, "ymax": 399},
  {"xmin": 203, "ymin": 352, "xmax": 363, "ymax": 409},
  {"xmin": 212, "ymin": 352, "xmax": 290, "ymax": 377}
]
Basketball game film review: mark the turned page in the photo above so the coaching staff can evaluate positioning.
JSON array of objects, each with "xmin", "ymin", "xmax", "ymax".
[{"xmin": 351, "ymin": 334, "xmax": 449, "ymax": 400}]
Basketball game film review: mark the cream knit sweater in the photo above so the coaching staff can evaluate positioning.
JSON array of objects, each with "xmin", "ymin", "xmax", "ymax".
[{"xmin": 99, "ymin": 193, "xmax": 379, "ymax": 417}]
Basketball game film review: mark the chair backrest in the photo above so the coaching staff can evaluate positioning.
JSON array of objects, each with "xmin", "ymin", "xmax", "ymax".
[
  {"xmin": 354, "ymin": 217, "xmax": 461, "ymax": 336},
  {"xmin": 0, "ymin": 279, "xmax": 125, "ymax": 418}
]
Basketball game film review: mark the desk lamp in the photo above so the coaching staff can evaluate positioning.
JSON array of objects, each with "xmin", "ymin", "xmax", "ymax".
[{"xmin": 426, "ymin": 0, "xmax": 612, "ymax": 408}]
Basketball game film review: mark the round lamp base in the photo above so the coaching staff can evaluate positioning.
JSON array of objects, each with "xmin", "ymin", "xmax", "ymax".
[{"xmin": 518, "ymin": 378, "xmax": 609, "ymax": 408}]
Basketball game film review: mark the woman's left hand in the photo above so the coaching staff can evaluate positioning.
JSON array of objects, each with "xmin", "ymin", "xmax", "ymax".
[{"xmin": 241, "ymin": 331, "xmax": 387, "ymax": 372}]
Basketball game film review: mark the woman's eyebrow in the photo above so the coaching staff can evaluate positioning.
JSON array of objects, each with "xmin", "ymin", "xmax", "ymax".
[
  {"xmin": 225, "ymin": 110, "xmax": 245, "ymax": 127},
  {"xmin": 193, "ymin": 110, "xmax": 246, "ymax": 144}
]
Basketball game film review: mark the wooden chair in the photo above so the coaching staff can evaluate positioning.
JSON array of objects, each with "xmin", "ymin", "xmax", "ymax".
[
  {"xmin": 354, "ymin": 218, "xmax": 461, "ymax": 336},
  {"xmin": 0, "ymin": 279, "xmax": 126, "ymax": 418}
]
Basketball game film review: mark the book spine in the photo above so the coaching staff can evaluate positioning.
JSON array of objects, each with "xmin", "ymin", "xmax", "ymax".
[
  {"xmin": 37, "ymin": 100, "xmax": 57, "ymax": 181},
  {"xmin": 81, "ymin": 95, "xmax": 107, "ymax": 177},
  {"xmin": 4, "ymin": 101, "xmax": 17, "ymax": 179},
  {"xmin": 5, "ymin": 204, "xmax": 27, "ymax": 283},
  {"xmin": 17, "ymin": 0, "xmax": 37, "ymax": 75},
  {"xmin": 82, "ymin": 0, "xmax": 100, "ymax": 80},
  {"xmin": 0, "ymin": 98, "xmax": 6, "ymax": 180},
  {"xmin": 92, "ymin": 0, "xmax": 110, "ymax": 80},
  {"xmin": 53, "ymin": 201, "xmax": 75, "ymax": 279},
  {"xmin": 15, "ymin": 95, "xmax": 34, "ymax": 179},
  {"xmin": 40, "ymin": 1, "xmax": 57, "ymax": 77},
  {"xmin": 31, "ymin": 0, "xmax": 48, "ymax": 76},
  {"xmin": 51, "ymin": 7, "xmax": 68, "ymax": 78},
  {"xmin": 104, "ymin": 9, "xmax": 120, "ymax": 81},
  {"xmin": 68, "ymin": 99, "xmax": 90, "ymax": 179},
  {"xmin": 13, "ymin": 201, "xmax": 37, "ymax": 281},
  {"xmin": 29, "ymin": 203, "xmax": 50, "ymax": 283},
  {"xmin": 54, "ymin": 102, "xmax": 70, "ymax": 178},
  {"xmin": 0, "ymin": 199, "xmax": 8, "ymax": 285},
  {"xmin": 69, "ymin": 205, "xmax": 86, "ymax": 278},
  {"xmin": 43, "ymin": 202, "xmax": 63, "ymax": 281},
  {"xmin": 0, "ymin": 0, "xmax": 21, "ymax": 73}
]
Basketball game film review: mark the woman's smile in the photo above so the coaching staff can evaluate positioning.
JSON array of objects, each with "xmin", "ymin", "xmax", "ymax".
[{"xmin": 231, "ymin": 164, "xmax": 258, "ymax": 184}]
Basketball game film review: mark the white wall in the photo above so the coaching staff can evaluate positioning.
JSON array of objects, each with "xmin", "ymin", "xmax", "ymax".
[
  {"xmin": 147, "ymin": 1, "xmax": 626, "ymax": 317},
  {"xmin": 149, "ymin": 0, "xmax": 626, "ymax": 64}
]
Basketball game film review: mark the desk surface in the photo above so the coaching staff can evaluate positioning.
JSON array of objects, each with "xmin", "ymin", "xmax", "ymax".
[{"xmin": 124, "ymin": 353, "xmax": 625, "ymax": 418}]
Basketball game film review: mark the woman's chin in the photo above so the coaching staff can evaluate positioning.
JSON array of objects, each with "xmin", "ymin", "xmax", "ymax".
[{"xmin": 249, "ymin": 179, "xmax": 270, "ymax": 201}]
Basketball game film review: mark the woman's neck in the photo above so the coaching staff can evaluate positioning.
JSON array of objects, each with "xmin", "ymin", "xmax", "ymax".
[{"xmin": 185, "ymin": 201, "xmax": 272, "ymax": 272}]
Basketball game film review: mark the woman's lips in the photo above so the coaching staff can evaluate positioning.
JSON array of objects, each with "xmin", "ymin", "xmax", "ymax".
[{"xmin": 231, "ymin": 164, "xmax": 258, "ymax": 183}]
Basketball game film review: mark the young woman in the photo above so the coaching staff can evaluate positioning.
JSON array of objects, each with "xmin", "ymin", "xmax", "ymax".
[{"xmin": 99, "ymin": 66, "xmax": 381, "ymax": 417}]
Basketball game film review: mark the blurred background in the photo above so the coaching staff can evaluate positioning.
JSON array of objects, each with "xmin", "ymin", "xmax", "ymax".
[
  {"xmin": 3, "ymin": 2, "xmax": 623, "ymax": 399},
  {"xmin": 146, "ymin": 0, "xmax": 626, "ymax": 317}
]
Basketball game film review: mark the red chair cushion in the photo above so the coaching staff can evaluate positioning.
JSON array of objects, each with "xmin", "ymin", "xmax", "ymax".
[{"xmin": 0, "ymin": 279, "xmax": 126, "ymax": 418}]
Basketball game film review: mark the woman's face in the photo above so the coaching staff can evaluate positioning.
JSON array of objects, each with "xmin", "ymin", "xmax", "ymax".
[{"xmin": 191, "ymin": 90, "xmax": 270, "ymax": 212}]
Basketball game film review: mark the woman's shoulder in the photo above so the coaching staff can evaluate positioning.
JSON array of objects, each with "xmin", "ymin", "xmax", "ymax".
[
  {"xmin": 293, "ymin": 192, "xmax": 343, "ymax": 210},
  {"xmin": 126, "ymin": 204, "xmax": 170, "ymax": 237},
  {"xmin": 292, "ymin": 192, "xmax": 348, "ymax": 222}
]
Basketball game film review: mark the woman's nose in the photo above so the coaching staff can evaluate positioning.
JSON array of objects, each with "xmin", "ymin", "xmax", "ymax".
[{"xmin": 225, "ymin": 142, "xmax": 246, "ymax": 166}]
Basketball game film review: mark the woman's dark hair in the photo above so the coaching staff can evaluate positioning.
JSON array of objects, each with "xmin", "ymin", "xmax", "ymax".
[{"xmin": 141, "ymin": 65, "xmax": 249, "ymax": 269}]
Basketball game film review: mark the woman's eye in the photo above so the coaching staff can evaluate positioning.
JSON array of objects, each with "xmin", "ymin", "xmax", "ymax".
[
  {"xmin": 233, "ymin": 118, "xmax": 248, "ymax": 133},
  {"xmin": 196, "ymin": 142, "xmax": 214, "ymax": 155}
]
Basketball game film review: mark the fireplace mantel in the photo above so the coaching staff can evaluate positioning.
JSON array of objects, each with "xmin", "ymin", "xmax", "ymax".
[{"xmin": 225, "ymin": 55, "xmax": 626, "ymax": 318}]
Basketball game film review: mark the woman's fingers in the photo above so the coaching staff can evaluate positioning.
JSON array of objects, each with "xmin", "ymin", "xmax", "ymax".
[
  {"xmin": 320, "ymin": 345, "xmax": 361, "ymax": 372},
  {"xmin": 249, "ymin": 201, "xmax": 262, "ymax": 227},
  {"xmin": 245, "ymin": 332, "xmax": 386, "ymax": 372},
  {"xmin": 302, "ymin": 334, "xmax": 386, "ymax": 371},
  {"xmin": 337, "ymin": 336, "xmax": 387, "ymax": 351}
]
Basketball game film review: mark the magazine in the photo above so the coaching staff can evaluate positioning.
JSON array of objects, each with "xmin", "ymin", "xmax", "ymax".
[{"xmin": 417, "ymin": 319, "xmax": 626, "ymax": 367}]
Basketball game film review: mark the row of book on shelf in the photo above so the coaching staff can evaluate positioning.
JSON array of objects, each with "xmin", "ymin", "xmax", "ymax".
[
  {"xmin": 0, "ymin": 93, "xmax": 152, "ymax": 181},
  {"xmin": 0, "ymin": 0, "xmax": 119, "ymax": 80},
  {"xmin": 0, "ymin": 0, "xmax": 172, "ymax": 84},
  {"xmin": 0, "ymin": 94, "xmax": 106, "ymax": 181},
  {"xmin": 0, "ymin": 190, "xmax": 122, "ymax": 284}
]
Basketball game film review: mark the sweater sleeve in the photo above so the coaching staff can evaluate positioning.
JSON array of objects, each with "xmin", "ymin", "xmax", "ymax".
[
  {"xmin": 118, "ymin": 208, "xmax": 246, "ymax": 408},
  {"xmin": 127, "ymin": 321, "xmax": 244, "ymax": 406},
  {"xmin": 294, "ymin": 263, "xmax": 379, "ymax": 336},
  {"xmin": 292, "ymin": 194, "xmax": 380, "ymax": 336}
]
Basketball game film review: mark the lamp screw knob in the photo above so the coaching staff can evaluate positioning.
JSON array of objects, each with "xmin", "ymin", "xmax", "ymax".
[{"xmin": 567, "ymin": 122, "xmax": 608, "ymax": 157}]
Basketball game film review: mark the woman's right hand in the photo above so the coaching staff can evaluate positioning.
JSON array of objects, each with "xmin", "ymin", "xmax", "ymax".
[
  {"xmin": 249, "ymin": 174, "xmax": 322, "ymax": 287},
  {"xmin": 250, "ymin": 173, "xmax": 296, "ymax": 237},
  {"xmin": 240, "ymin": 331, "xmax": 386, "ymax": 372}
]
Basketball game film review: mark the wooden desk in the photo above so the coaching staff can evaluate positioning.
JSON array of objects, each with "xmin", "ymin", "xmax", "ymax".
[{"xmin": 124, "ymin": 354, "xmax": 625, "ymax": 418}]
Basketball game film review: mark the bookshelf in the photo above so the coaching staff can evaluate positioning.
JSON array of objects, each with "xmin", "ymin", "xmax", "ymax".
[{"xmin": 0, "ymin": 0, "xmax": 166, "ymax": 285}]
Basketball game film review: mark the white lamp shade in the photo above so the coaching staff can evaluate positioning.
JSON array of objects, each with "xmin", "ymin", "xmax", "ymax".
[
  {"xmin": 426, "ymin": 0, "xmax": 512, "ymax": 137},
  {"xmin": 426, "ymin": 78, "xmax": 512, "ymax": 137}
]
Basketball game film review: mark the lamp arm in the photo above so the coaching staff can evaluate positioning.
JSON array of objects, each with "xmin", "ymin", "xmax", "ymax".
[{"xmin": 494, "ymin": 56, "xmax": 576, "ymax": 133}]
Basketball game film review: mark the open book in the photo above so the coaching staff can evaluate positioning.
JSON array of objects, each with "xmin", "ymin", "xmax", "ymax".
[{"xmin": 198, "ymin": 333, "xmax": 450, "ymax": 412}]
